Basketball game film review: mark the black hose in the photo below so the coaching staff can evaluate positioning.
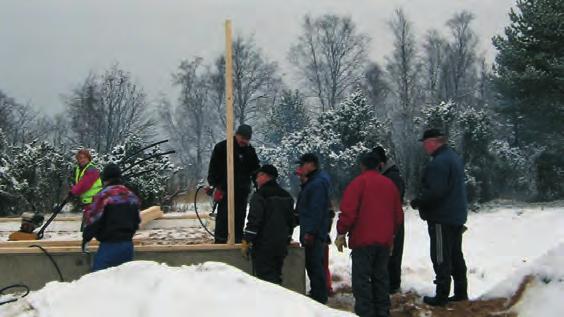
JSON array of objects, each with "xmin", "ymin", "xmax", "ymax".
[
  {"xmin": 29, "ymin": 245, "xmax": 64, "ymax": 282},
  {"xmin": 0, "ymin": 284, "xmax": 30, "ymax": 306},
  {"xmin": 194, "ymin": 186, "xmax": 217, "ymax": 238}
]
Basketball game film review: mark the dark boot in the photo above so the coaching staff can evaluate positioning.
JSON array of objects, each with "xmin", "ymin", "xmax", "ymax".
[
  {"xmin": 448, "ymin": 279, "xmax": 468, "ymax": 302},
  {"xmin": 423, "ymin": 281, "xmax": 449, "ymax": 307}
]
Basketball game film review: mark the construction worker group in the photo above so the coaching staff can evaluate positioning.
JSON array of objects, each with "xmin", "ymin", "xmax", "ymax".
[{"xmin": 72, "ymin": 124, "xmax": 468, "ymax": 317}]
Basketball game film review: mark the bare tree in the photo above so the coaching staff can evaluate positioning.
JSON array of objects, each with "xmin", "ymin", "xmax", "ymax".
[
  {"xmin": 422, "ymin": 29, "xmax": 448, "ymax": 104},
  {"xmin": 385, "ymin": 8, "xmax": 424, "ymax": 197},
  {"xmin": 65, "ymin": 65, "xmax": 156, "ymax": 153},
  {"xmin": 159, "ymin": 58, "xmax": 214, "ymax": 184},
  {"xmin": 362, "ymin": 62, "xmax": 389, "ymax": 117},
  {"xmin": 444, "ymin": 11, "xmax": 479, "ymax": 103},
  {"xmin": 290, "ymin": 14, "xmax": 369, "ymax": 112}
]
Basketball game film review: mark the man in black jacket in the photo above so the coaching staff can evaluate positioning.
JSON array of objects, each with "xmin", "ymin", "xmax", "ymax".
[
  {"xmin": 82, "ymin": 164, "xmax": 141, "ymax": 272},
  {"xmin": 241, "ymin": 164, "xmax": 295, "ymax": 284},
  {"xmin": 411, "ymin": 129, "xmax": 468, "ymax": 306},
  {"xmin": 207, "ymin": 124, "xmax": 260, "ymax": 243},
  {"xmin": 373, "ymin": 146, "xmax": 406, "ymax": 294}
]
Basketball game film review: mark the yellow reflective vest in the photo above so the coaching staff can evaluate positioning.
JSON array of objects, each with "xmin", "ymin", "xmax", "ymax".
[{"xmin": 74, "ymin": 162, "xmax": 103, "ymax": 204}]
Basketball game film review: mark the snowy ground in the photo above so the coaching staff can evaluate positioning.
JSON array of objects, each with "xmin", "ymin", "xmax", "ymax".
[{"xmin": 1, "ymin": 201, "xmax": 563, "ymax": 316}]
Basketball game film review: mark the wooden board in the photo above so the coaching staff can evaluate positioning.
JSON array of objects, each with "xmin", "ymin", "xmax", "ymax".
[{"xmin": 139, "ymin": 206, "xmax": 164, "ymax": 228}]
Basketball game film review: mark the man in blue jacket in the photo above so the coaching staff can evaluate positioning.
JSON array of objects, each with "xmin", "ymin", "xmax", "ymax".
[
  {"xmin": 411, "ymin": 129, "xmax": 468, "ymax": 306},
  {"xmin": 295, "ymin": 153, "xmax": 331, "ymax": 304}
]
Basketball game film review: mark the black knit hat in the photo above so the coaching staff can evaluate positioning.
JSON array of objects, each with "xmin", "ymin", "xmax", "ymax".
[
  {"xmin": 419, "ymin": 128, "xmax": 445, "ymax": 141},
  {"xmin": 295, "ymin": 153, "xmax": 319, "ymax": 166},
  {"xmin": 256, "ymin": 164, "xmax": 279, "ymax": 178},
  {"xmin": 236, "ymin": 124, "xmax": 253, "ymax": 139},
  {"xmin": 102, "ymin": 163, "xmax": 122, "ymax": 182}
]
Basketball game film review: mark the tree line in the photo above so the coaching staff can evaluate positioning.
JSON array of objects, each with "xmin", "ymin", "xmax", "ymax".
[{"xmin": 1, "ymin": 1, "xmax": 563, "ymax": 215}]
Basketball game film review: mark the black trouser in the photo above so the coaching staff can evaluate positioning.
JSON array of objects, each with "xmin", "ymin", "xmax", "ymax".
[
  {"xmin": 214, "ymin": 190, "xmax": 250, "ymax": 243},
  {"xmin": 427, "ymin": 223, "xmax": 467, "ymax": 299},
  {"xmin": 388, "ymin": 223, "xmax": 404, "ymax": 292},
  {"xmin": 351, "ymin": 244, "xmax": 390, "ymax": 317},
  {"xmin": 252, "ymin": 249, "xmax": 286, "ymax": 285},
  {"xmin": 305, "ymin": 238, "xmax": 328, "ymax": 304}
]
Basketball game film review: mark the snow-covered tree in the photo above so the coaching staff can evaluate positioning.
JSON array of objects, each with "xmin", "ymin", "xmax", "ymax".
[
  {"xmin": 263, "ymin": 90, "xmax": 310, "ymax": 145},
  {"xmin": 259, "ymin": 91, "xmax": 388, "ymax": 194}
]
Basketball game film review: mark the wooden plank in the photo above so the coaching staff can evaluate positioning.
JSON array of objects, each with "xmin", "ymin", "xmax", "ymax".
[
  {"xmin": 139, "ymin": 206, "xmax": 164, "ymax": 228},
  {"xmin": 225, "ymin": 19, "xmax": 235, "ymax": 245},
  {"xmin": 0, "ymin": 239, "xmax": 144, "ymax": 248}
]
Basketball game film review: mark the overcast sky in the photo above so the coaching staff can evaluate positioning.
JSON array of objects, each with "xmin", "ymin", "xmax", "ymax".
[{"xmin": 0, "ymin": 0, "xmax": 516, "ymax": 115}]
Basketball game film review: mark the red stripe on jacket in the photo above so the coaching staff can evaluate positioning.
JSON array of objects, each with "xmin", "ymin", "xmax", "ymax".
[
  {"xmin": 337, "ymin": 170, "xmax": 404, "ymax": 249},
  {"xmin": 71, "ymin": 167, "xmax": 100, "ymax": 196}
]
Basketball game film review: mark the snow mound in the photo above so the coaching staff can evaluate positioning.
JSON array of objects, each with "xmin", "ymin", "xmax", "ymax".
[
  {"xmin": 484, "ymin": 242, "xmax": 564, "ymax": 317},
  {"xmin": 0, "ymin": 261, "xmax": 353, "ymax": 317}
]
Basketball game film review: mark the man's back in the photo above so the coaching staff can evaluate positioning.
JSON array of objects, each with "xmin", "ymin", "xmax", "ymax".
[
  {"xmin": 338, "ymin": 170, "xmax": 403, "ymax": 249},
  {"xmin": 297, "ymin": 170, "xmax": 331, "ymax": 242}
]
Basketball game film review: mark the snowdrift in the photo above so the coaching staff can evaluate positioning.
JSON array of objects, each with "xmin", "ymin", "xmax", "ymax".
[{"xmin": 0, "ymin": 261, "xmax": 353, "ymax": 317}]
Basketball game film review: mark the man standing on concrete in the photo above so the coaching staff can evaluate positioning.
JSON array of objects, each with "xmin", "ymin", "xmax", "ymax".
[
  {"xmin": 373, "ymin": 145, "xmax": 406, "ymax": 294},
  {"xmin": 336, "ymin": 152, "xmax": 403, "ymax": 317},
  {"xmin": 207, "ymin": 124, "xmax": 260, "ymax": 243},
  {"xmin": 295, "ymin": 153, "xmax": 331, "ymax": 304},
  {"xmin": 410, "ymin": 129, "xmax": 469, "ymax": 306},
  {"xmin": 241, "ymin": 164, "xmax": 295, "ymax": 285},
  {"xmin": 83, "ymin": 164, "xmax": 141, "ymax": 271}
]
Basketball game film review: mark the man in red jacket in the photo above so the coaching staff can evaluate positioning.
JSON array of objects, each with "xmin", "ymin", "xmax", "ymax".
[{"xmin": 336, "ymin": 152, "xmax": 404, "ymax": 317}]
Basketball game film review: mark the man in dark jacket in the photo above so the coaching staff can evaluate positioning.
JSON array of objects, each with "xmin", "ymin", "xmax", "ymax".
[
  {"xmin": 295, "ymin": 153, "xmax": 331, "ymax": 304},
  {"xmin": 336, "ymin": 152, "xmax": 404, "ymax": 317},
  {"xmin": 207, "ymin": 124, "xmax": 260, "ymax": 243},
  {"xmin": 411, "ymin": 129, "xmax": 469, "ymax": 306},
  {"xmin": 83, "ymin": 164, "xmax": 141, "ymax": 272},
  {"xmin": 241, "ymin": 164, "xmax": 294, "ymax": 284},
  {"xmin": 373, "ymin": 146, "xmax": 406, "ymax": 294}
]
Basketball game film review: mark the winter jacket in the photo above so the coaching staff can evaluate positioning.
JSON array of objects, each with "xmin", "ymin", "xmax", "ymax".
[
  {"xmin": 83, "ymin": 184, "xmax": 141, "ymax": 243},
  {"xmin": 296, "ymin": 169, "xmax": 331, "ymax": 243},
  {"xmin": 337, "ymin": 170, "xmax": 403, "ymax": 249},
  {"xmin": 71, "ymin": 162, "xmax": 102, "ymax": 204},
  {"xmin": 416, "ymin": 145, "xmax": 468, "ymax": 225},
  {"xmin": 244, "ymin": 180, "xmax": 295, "ymax": 255},
  {"xmin": 207, "ymin": 138, "xmax": 260, "ymax": 194},
  {"xmin": 381, "ymin": 160, "xmax": 405, "ymax": 203}
]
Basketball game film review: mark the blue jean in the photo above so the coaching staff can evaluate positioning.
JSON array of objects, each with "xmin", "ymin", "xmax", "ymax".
[
  {"xmin": 92, "ymin": 241, "xmax": 134, "ymax": 272},
  {"xmin": 305, "ymin": 238, "xmax": 328, "ymax": 304}
]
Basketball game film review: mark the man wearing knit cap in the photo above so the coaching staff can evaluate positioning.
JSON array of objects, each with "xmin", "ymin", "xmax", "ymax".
[
  {"xmin": 207, "ymin": 124, "xmax": 260, "ymax": 243},
  {"xmin": 241, "ymin": 164, "xmax": 295, "ymax": 284}
]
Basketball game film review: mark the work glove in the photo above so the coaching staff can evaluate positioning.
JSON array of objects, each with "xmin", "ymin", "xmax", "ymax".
[
  {"xmin": 302, "ymin": 233, "xmax": 316, "ymax": 248},
  {"xmin": 410, "ymin": 199, "xmax": 421, "ymax": 210},
  {"xmin": 334, "ymin": 234, "xmax": 347, "ymax": 252},
  {"xmin": 240, "ymin": 240, "xmax": 252, "ymax": 260},
  {"xmin": 213, "ymin": 189, "xmax": 224, "ymax": 202}
]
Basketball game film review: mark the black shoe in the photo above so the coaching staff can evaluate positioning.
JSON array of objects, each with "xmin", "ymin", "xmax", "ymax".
[
  {"xmin": 448, "ymin": 294, "xmax": 468, "ymax": 302},
  {"xmin": 423, "ymin": 295, "xmax": 448, "ymax": 306}
]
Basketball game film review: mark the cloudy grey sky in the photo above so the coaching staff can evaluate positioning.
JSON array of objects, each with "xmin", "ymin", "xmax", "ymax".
[{"xmin": 0, "ymin": 0, "xmax": 515, "ymax": 115}]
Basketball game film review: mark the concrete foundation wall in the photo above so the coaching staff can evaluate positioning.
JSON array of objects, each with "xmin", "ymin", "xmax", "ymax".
[{"xmin": 0, "ymin": 246, "xmax": 305, "ymax": 294}]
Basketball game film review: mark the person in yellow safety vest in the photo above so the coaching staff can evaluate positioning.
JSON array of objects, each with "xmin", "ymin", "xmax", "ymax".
[{"xmin": 70, "ymin": 149, "xmax": 102, "ymax": 229}]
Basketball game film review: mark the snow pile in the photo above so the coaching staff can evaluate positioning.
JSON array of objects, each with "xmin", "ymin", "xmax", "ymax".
[
  {"xmin": 485, "ymin": 242, "xmax": 564, "ymax": 317},
  {"xmin": 0, "ymin": 261, "xmax": 353, "ymax": 317}
]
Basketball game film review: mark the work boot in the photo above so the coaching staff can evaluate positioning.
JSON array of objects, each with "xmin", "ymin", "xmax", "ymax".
[{"xmin": 449, "ymin": 279, "xmax": 468, "ymax": 301}]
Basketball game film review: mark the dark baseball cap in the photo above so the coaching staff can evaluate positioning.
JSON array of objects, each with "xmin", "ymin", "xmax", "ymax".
[
  {"xmin": 295, "ymin": 153, "xmax": 319, "ymax": 166},
  {"xmin": 419, "ymin": 128, "xmax": 445, "ymax": 141},
  {"xmin": 256, "ymin": 164, "xmax": 279, "ymax": 178},
  {"xmin": 235, "ymin": 124, "xmax": 252, "ymax": 139}
]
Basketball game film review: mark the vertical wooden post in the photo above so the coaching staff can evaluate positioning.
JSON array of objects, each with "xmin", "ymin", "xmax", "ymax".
[{"xmin": 225, "ymin": 20, "xmax": 235, "ymax": 245}]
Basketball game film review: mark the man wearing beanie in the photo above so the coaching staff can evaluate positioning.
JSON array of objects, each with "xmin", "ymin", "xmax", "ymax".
[
  {"xmin": 82, "ymin": 163, "xmax": 141, "ymax": 271},
  {"xmin": 241, "ymin": 164, "xmax": 295, "ymax": 284},
  {"xmin": 207, "ymin": 124, "xmax": 260, "ymax": 243}
]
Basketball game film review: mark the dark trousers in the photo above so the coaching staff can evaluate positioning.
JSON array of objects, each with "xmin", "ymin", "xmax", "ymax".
[
  {"xmin": 92, "ymin": 240, "xmax": 134, "ymax": 272},
  {"xmin": 252, "ymin": 250, "xmax": 286, "ymax": 285},
  {"xmin": 427, "ymin": 223, "xmax": 468, "ymax": 298},
  {"xmin": 388, "ymin": 223, "xmax": 404, "ymax": 292},
  {"xmin": 351, "ymin": 244, "xmax": 391, "ymax": 317},
  {"xmin": 214, "ymin": 190, "xmax": 250, "ymax": 243},
  {"xmin": 305, "ymin": 238, "xmax": 328, "ymax": 304}
]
